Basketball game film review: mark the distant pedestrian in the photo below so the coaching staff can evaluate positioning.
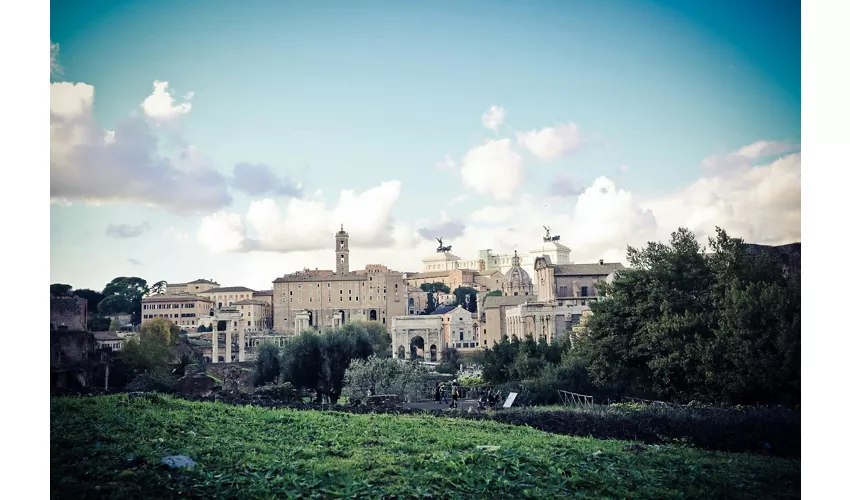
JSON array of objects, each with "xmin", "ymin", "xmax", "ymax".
[
  {"xmin": 434, "ymin": 382, "xmax": 441, "ymax": 403},
  {"xmin": 439, "ymin": 383, "xmax": 449, "ymax": 404},
  {"xmin": 450, "ymin": 380, "xmax": 460, "ymax": 409}
]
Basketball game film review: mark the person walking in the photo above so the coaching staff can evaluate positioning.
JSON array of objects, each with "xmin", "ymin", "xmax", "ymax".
[
  {"xmin": 434, "ymin": 382, "xmax": 441, "ymax": 403},
  {"xmin": 439, "ymin": 383, "xmax": 449, "ymax": 405},
  {"xmin": 450, "ymin": 380, "xmax": 459, "ymax": 409}
]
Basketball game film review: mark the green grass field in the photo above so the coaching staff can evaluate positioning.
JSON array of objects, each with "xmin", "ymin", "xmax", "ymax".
[{"xmin": 51, "ymin": 395, "xmax": 800, "ymax": 499}]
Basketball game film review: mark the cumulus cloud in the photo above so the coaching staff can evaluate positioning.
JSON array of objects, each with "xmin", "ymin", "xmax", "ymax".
[
  {"xmin": 50, "ymin": 41, "xmax": 62, "ymax": 78},
  {"xmin": 231, "ymin": 163, "xmax": 304, "ymax": 198},
  {"xmin": 700, "ymin": 140, "xmax": 799, "ymax": 174},
  {"xmin": 106, "ymin": 221, "xmax": 151, "ymax": 239},
  {"xmin": 141, "ymin": 81, "xmax": 193, "ymax": 120},
  {"xmin": 482, "ymin": 105, "xmax": 506, "ymax": 132},
  {"xmin": 459, "ymin": 139, "xmax": 524, "ymax": 201},
  {"xmin": 646, "ymin": 147, "xmax": 801, "ymax": 246},
  {"xmin": 197, "ymin": 181, "xmax": 416, "ymax": 253},
  {"xmin": 549, "ymin": 173, "xmax": 584, "ymax": 197},
  {"xmin": 418, "ymin": 211, "xmax": 466, "ymax": 240},
  {"xmin": 516, "ymin": 123, "xmax": 583, "ymax": 161},
  {"xmin": 50, "ymin": 80, "xmax": 232, "ymax": 213}
]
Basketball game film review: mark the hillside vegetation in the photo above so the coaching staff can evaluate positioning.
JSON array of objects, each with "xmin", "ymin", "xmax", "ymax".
[{"xmin": 51, "ymin": 395, "xmax": 800, "ymax": 499}]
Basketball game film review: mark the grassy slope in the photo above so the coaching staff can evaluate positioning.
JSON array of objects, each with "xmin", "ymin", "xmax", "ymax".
[{"xmin": 51, "ymin": 395, "xmax": 800, "ymax": 499}]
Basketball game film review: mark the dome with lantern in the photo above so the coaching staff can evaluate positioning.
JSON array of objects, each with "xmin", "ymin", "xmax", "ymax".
[{"xmin": 501, "ymin": 251, "xmax": 534, "ymax": 296}]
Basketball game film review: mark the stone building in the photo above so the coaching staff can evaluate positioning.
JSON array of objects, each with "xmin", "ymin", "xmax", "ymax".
[
  {"xmin": 535, "ymin": 256, "xmax": 626, "ymax": 306},
  {"xmin": 50, "ymin": 297, "xmax": 88, "ymax": 331},
  {"xmin": 199, "ymin": 286, "xmax": 257, "ymax": 309},
  {"xmin": 417, "ymin": 228, "xmax": 572, "ymax": 293},
  {"xmin": 166, "ymin": 279, "xmax": 220, "ymax": 295},
  {"xmin": 405, "ymin": 268, "xmax": 504, "ymax": 293},
  {"xmin": 141, "ymin": 293, "xmax": 214, "ymax": 331},
  {"xmin": 232, "ymin": 299, "xmax": 272, "ymax": 335},
  {"xmin": 272, "ymin": 226, "xmax": 408, "ymax": 335},
  {"xmin": 479, "ymin": 294, "xmax": 537, "ymax": 347}
]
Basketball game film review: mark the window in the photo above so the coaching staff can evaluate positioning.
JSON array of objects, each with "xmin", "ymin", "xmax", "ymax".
[{"xmin": 580, "ymin": 286, "xmax": 588, "ymax": 297}]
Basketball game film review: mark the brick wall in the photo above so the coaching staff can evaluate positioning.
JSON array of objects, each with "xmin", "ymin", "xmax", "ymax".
[{"xmin": 51, "ymin": 297, "xmax": 88, "ymax": 331}]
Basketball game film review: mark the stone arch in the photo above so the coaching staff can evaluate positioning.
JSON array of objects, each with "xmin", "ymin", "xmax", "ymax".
[
  {"xmin": 369, "ymin": 309, "xmax": 377, "ymax": 321},
  {"xmin": 410, "ymin": 335, "xmax": 425, "ymax": 359},
  {"xmin": 397, "ymin": 345, "xmax": 405, "ymax": 359},
  {"xmin": 430, "ymin": 344, "xmax": 437, "ymax": 362}
]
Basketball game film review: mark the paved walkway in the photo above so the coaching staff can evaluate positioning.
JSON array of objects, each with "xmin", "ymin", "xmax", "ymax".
[{"xmin": 404, "ymin": 400, "xmax": 479, "ymax": 412}]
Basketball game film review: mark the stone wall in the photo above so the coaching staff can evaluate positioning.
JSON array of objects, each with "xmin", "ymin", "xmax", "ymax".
[
  {"xmin": 51, "ymin": 297, "xmax": 88, "ymax": 331},
  {"xmin": 51, "ymin": 330, "xmax": 95, "ymax": 366}
]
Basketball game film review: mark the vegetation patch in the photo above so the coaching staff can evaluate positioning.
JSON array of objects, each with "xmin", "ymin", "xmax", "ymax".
[{"xmin": 52, "ymin": 395, "xmax": 800, "ymax": 499}]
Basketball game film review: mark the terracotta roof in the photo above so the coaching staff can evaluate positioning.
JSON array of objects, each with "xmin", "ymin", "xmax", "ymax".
[
  {"xmin": 201, "ymin": 286, "xmax": 256, "ymax": 293},
  {"xmin": 553, "ymin": 262, "xmax": 626, "ymax": 276},
  {"xmin": 233, "ymin": 299, "xmax": 268, "ymax": 306},
  {"xmin": 143, "ymin": 293, "xmax": 212, "ymax": 303},
  {"xmin": 253, "ymin": 290, "xmax": 273, "ymax": 296},
  {"xmin": 481, "ymin": 295, "xmax": 538, "ymax": 309}
]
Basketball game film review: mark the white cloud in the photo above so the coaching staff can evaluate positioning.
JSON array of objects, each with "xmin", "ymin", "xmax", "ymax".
[
  {"xmin": 141, "ymin": 81, "xmax": 193, "ymax": 120},
  {"xmin": 436, "ymin": 154, "xmax": 457, "ymax": 170},
  {"xmin": 197, "ymin": 211, "xmax": 246, "ymax": 253},
  {"xmin": 459, "ymin": 138, "xmax": 524, "ymax": 201},
  {"xmin": 163, "ymin": 227, "xmax": 189, "ymax": 243},
  {"xmin": 481, "ymin": 105, "xmax": 506, "ymax": 132},
  {"xmin": 50, "ymin": 80, "xmax": 232, "ymax": 213},
  {"xmin": 418, "ymin": 211, "xmax": 465, "ymax": 239},
  {"xmin": 515, "ymin": 123, "xmax": 583, "ymax": 161},
  {"xmin": 700, "ymin": 140, "xmax": 799, "ymax": 174},
  {"xmin": 197, "ymin": 181, "xmax": 415, "ymax": 253},
  {"xmin": 646, "ymin": 150, "xmax": 801, "ymax": 246},
  {"xmin": 446, "ymin": 194, "xmax": 467, "ymax": 207},
  {"xmin": 50, "ymin": 41, "xmax": 63, "ymax": 78}
]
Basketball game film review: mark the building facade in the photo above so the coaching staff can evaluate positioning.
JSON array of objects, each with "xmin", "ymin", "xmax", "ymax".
[
  {"xmin": 391, "ymin": 315, "xmax": 444, "ymax": 361},
  {"xmin": 535, "ymin": 256, "xmax": 626, "ymax": 306},
  {"xmin": 232, "ymin": 299, "xmax": 273, "ymax": 335},
  {"xmin": 141, "ymin": 294, "xmax": 214, "ymax": 331},
  {"xmin": 272, "ymin": 227, "xmax": 408, "ymax": 335},
  {"xmin": 166, "ymin": 279, "xmax": 220, "ymax": 295}
]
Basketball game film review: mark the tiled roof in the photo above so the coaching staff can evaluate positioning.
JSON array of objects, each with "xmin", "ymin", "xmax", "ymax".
[
  {"xmin": 188, "ymin": 279, "xmax": 219, "ymax": 285},
  {"xmin": 274, "ymin": 274, "xmax": 367, "ymax": 283},
  {"xmin": 143, "ymin": 293, "xmax": 212, "ymax": 303},
  {"xmin": 430, "ymin": 304, "xmax": 463, "ymax": 315},
  {"xmin": 481, "ymin": 295, "xmax": 538, "ymax": 309},
  {"xmin": 408, "ymin": 269, "xmax": 477, "ymax": 279},
  {"xmin": 233, "ymin": 299, "xmax": 267, "ymax": 306},
  {"xmin": 476, "ymin": 269, "xmax": 503, "ymax": 276},
  {"xmin": 94, "ymin": 332, "xmax": 122, "ymax": 341},
  {"xmin": 201, "ymin": 286, "xmax": 256, "ymax": 293},
  {"xmin": 253, "ymin": 290, "xmax": 273, "ymax": 296},
  {"xmin": 553, "ymin": 262, "xmax": 626, "ymax": 276}
]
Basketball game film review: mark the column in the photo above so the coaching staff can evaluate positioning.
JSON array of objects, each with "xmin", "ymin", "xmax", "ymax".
[
  {"xmin": 238, "ymin": 328, "xmax": 246, "ymax": 362},
  {"xmin": 225, "ymin": 322, "xmax": 232, "ymax": 363},
  {"xmin": 212, "ymin": 323, "xmax": 219, "ymax": 363}
]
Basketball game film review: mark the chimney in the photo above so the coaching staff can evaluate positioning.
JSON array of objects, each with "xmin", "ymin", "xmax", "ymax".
[{"xmin": 599, "ymin": 259, "xmax": 604, "ymax": 265}]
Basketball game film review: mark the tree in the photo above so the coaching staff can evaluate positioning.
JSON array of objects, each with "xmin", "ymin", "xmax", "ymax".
[
  {"xmin": 51, "ymin": 283, "xmax": 73, "ymax": 297},
  {"xmin": 424, "ymin": 292, "xmax": 436, "ymax": 314},
  {"xmin": 73, "ymin": 289, "xmax": 104, "ymax": 312},
  {"xmin": 436, "ymin": 347, "xmax": 461, "ymax": 373},
  {"xmin": 280, "ymin": 327, "xmax": 374, "ymax": 403},
  {"xmin": 98, "ymin": 295, "xmax": 131, "ymax": 315},
  {"xmin": 109, "ymin": 318, "xmax": 122, "ymax": 331},
  {"xmin": 485, "ymin": 290, "xmax": 503, "ymax": 297},
  {"xmin": 420, "ymin": 282, "xmax": 450, "ymax": 294},
  {"xmin": 87, "ymin": 316, "xmax": 111, "ymax": 332},
  {"xmin": 345, "ymin": 321, "xmax": 391, "ymax": 356},
  {"xmin": 148, "ymin": 280, "xmax": 167, "ymax": 296},
  {"xmin": 253, "ymin": 343, "xmax": 281, "ymax": 386},
  {"xmin": 574, "ymin": 227, "xmax": 800, "ymax": 406},
  {"xmin": 453, "ymin": 287, "xmax": 478, "ymax": 312},
  {"xmin": 101, "ymin": 277, "xmax": 148, "ymax": 323},
  {"xmin": 343, "ymin": 356, "xmax": 429, "ymax": 401},
  {"xmin": 121, "ymin": 318, "xmax": 179, "ymax": 374}
]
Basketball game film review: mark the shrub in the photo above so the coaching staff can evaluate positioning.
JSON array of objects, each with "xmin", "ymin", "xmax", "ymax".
[{"xmin": 343, "ymin": 356, "xmax": 429, "ymax": 402}]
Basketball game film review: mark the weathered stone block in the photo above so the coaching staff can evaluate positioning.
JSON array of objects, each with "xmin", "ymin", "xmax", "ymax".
[{"xmin": 176, "ymin": 374, "xmax": 218, "ymax": 397}]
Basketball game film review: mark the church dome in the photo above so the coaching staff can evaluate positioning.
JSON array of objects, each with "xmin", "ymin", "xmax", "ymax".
[{"xmin": 505, "ymin": 251, "xmax": 532, "ymax": 288}]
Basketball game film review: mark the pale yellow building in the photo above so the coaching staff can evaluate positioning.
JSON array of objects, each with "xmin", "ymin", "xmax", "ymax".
[
  {"xmin": 232, "ymin": 299, "xmax": 272, "ymax": 334},
  {"xmin": 141, "ymin": 294, "xmax": 214, "ymax": 331},
  {"xmin": 199, "ymin": 286, "xmax": 256, "ymax": 309},
  {"xmin": 166, "ymin": 279, "xmax": 220, "ymax": 295},
  {"xmin": 272, "ymin": 226, "xmax": 408, "ymax": 334}
]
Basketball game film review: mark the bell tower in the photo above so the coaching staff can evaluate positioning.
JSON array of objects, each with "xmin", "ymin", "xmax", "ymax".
[{"xmin": 335, "ymin": 224, "xmax": 350, "ymax": 275}]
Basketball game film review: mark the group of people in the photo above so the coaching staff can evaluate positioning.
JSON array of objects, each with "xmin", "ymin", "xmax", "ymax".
[
  {"xmin": 434, "ymin": 380, "xmax": 462, "ymax": 408},
  {"xmin": 433, "ymin": 380, "xmax": 503, "ymax": 411}
]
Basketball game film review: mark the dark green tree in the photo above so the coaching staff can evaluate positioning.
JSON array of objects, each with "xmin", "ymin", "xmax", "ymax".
[
  {"xmin": 101, "ymin": 277, "xmax": 148, "ymax": 323},
  {"xmin": 424, "ymin": 292, "xmax": 436, "ymax": 314},
  {"xmin": 50, "ymin": 283, "xmax": 73, "ymax": 297},
  {"xmin": 485, "ymin": 290, "xmax": 503, "ymax": 297},
  {"xmin": 420, "ymin": 282, "xmax": 451, "ymax": 294},
  {"xmin": 121, "ymin": 317, "xmax": 179, "ymax": 374},
  {"xmin": 73, "ymin": 289, "xmax": 104, "ymax": 312},
  {"xmin": 453, "ymin": 286, "xmax": 478, "ymax": 312},
  {"xmin": 280, "ymin": 327, "xmax": 374, "ymax": 403},
  {"xmin": 253, "ymin": 343, "xmax": 281, "ymax": 387}
]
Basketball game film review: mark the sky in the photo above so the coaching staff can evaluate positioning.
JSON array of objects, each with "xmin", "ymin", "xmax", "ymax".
[{"xmin": 49, "ymin": 0, "xmax": 801, "ymax": 292}]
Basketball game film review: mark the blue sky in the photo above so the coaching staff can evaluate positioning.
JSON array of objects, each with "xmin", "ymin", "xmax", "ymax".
[{"xmin": 50, "ymin": 0, "xmax": 801, "ymax": 291}]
